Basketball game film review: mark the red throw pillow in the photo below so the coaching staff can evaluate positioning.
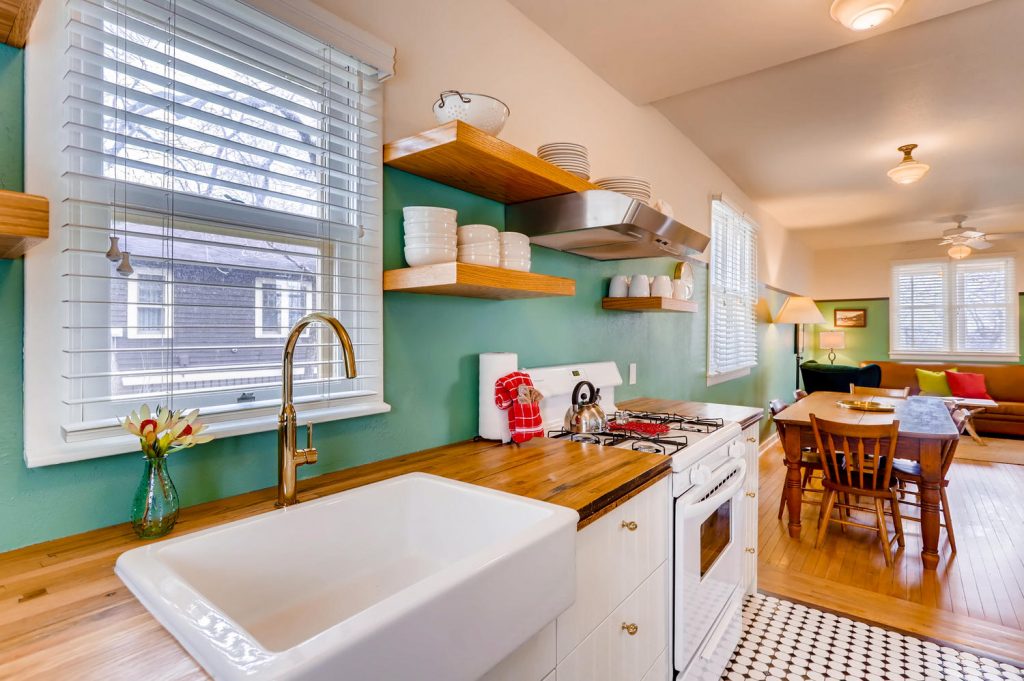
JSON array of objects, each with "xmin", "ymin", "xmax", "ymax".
[{"xmin": 944, "ymin": 371, "xmax": 992, "ymax": 400}]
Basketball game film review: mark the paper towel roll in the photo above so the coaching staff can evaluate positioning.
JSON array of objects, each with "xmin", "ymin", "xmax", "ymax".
[{"xmin": 479, "ymin": 352, "xmax": 517, "ymax": 442}]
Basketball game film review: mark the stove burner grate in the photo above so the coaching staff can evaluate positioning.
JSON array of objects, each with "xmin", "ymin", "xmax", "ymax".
[
  {"xmin": 547, "ymin": 428, "xmax": 688, "ymax": 456},
  {"xmin": 613, "ymin": 410, "xmax": 725, "ymax": 434}
]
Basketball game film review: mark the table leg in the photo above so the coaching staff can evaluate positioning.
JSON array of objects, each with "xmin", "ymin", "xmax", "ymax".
[
  {"xmin": 783, "ymin": 425, "xmax": 805, "ymax": 538},
  {"xmin": 963, "ymin": 410, "xmax": 987, "ymax": 446},
  {"xmin": 919, "ymin": 440, "xmax": 944, "ymax": 570}
]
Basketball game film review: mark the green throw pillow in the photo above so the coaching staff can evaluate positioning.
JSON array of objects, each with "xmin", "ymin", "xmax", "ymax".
[{"xmin": 916, "ymin": 367, "xmax": 957, "ymax": 396}]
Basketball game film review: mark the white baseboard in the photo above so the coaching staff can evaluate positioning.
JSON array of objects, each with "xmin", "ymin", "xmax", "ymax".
[{"xmin": 758, "ymin": 432, "xmax": 780, "ymax": 457}]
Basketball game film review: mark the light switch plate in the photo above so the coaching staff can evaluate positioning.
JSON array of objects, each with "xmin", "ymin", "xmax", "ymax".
[{"xmin": 628, "ymin": 363, "xmax": 637, "ymax": 385}]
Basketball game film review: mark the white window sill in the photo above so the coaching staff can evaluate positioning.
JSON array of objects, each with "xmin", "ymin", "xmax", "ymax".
[
  {"xmin": 26, "ymin": 400, "xmax": 392, "ymax": 468},
  {"xmin": 888, "ymin": 352, "xmax": 1021, "ymax": 363},
  {"xmin": 706, "ymin": 366, "xmax": 752, "ymax": 387}
]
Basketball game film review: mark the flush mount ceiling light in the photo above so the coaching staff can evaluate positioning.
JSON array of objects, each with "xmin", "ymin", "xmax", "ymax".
[
  {"xmin": 947, "ymin": 244, "xmax": 972, "ymax": 259},
  {"xmin": 886, "ymin": 143, "xmax": 930, "ymax": 184},
  {"xmin": 830, "ymin": 0, "xmax": 905, "ymax": 31}
]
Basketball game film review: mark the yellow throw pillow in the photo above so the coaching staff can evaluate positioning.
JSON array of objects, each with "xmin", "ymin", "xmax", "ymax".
[{"xmin": 916, "ymin": 367, "xmax": 957, "ymax": 396}]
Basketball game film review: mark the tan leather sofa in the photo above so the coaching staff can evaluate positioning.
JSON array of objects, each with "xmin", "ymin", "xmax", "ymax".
[{"xmin": 863, "ymin": 360, "xmax": 1024, "ymax": 437}]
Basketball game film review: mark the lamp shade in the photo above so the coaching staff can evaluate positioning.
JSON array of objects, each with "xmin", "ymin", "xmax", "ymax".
[
  {"xmin": 819, "ymin": 330, "xmax": 846, "ymax": 350},
  {"xmin": 774, "ymin": 296, "xmax": 825, "ymax": 324}
]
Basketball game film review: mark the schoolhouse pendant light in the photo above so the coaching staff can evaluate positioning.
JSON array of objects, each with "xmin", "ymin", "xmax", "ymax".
[
  {"xmin": 830, "ymin": 0, "xmax": 905, "ymax": 31},
  {"xmin": 947, "ymin": 244, "xmax": 971, "ymax": 260},
  {"xmin": 887, "ymin": 143, "xmax": 930, "ymax": 185}
]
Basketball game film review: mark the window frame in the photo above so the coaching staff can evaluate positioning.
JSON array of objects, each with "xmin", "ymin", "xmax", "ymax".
[
  {"xmin": 254, "ymin": 277, "xmax": 315, "ymax": 339},
  {"xmin": 126, "ymin": 267, "xmax": 173, "ymax": 340},
  {"xmin": 706, "ymin": 196, "xmax": 760, "ymax": 386},
  {"xmin": 889, "ymin": 256, "xmax": 1020, "ymax": 362}
]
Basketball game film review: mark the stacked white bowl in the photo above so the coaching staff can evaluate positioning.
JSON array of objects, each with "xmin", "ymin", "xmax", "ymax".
[
  {"xmin": 537, "ymin": 143, "xmax": 590, "ymax": 180},
  {"xmin": 500, "ymin": 231, "xmax": 531, "ymax": 272},
  {"xmin": 595, "ymin": 176, "xmax": 652, "ymax": 204},
  {"xmin": 458, "ymin": 224, "xmax": 501, "ymax": 267},
  {"xmin": 403, "ymin": 206, "xmax": 457, "ymax": 266}
]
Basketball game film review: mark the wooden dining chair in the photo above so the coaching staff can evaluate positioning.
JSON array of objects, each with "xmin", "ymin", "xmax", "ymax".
[
  {"xmin": 770, "ymin": 399, "xmax": 822, "ymax": 518},
  {"xmin": 809, "ymin": 414, "xmax": 906, "ymax": 566},
  {"xmin": 850, "ymin": 384, "xmax": 911, "ymax": 399},
  {"xmin": 891, "ymin": 408, "xmax": 967, "ymax": 554},
  {"xmin": 794, "ymin": 389, "xmax": 808, "ymax": 401}
]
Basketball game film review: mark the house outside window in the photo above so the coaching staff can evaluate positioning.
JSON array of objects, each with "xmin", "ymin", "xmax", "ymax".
[
  {"xmin": 890, "ymin": 256, "xmax": 1019, "ymax": 361},
  {"xmin": 126, "ymin": 268, "xmax": 172, "ymax": 340},
  {"xmin": 255, "ymin": 278, "xmax": 314, "ymax": 338}
]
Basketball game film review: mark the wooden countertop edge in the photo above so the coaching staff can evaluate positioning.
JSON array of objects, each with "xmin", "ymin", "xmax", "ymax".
[{"xmin": 576, "ymin": 467, "xmax": 670, "ymax": 531}]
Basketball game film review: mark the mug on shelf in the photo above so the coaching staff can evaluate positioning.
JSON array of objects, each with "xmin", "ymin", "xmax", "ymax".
[
  {"xmin": 628, "ymin": 274, "xmax": 651, "ymax": 297},
  {"xmin": 609, "ymin": 275, "xmax": 631, "ymax": 298},
  {"xmin": 651, "ymin": 275, "xmax": 673, "ymax": 298}
]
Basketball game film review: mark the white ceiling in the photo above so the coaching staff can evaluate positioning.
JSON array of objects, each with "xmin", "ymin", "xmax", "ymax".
[{"xmin": 510, "ymin": 0, "xmax": 1024, "ymax": 251}]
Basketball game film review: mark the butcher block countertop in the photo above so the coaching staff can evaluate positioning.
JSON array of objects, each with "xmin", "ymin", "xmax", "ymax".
[{"xmin": 0, "ymin": 434, "xmax": 671, "ymax": 680}]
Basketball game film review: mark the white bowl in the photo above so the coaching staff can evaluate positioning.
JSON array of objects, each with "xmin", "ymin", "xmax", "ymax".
[
  {"xmin": 501, "ymin": 250, "xmax": 531, "ymax": 262},
  {"xmin": 500, "ymin": 258, "xmax": 531, "ymax": 272},
  {"xmin": 403, "ymin": 222, "xmax": 456, "ymax": 237},
  {"xmin": 433, "ymin": 91, "xmax": 510, "ymax": 136},
  {"xmin": 457, "ymin": 224, "xmax": 500, "ymax": 245},
  {"xmin": 405, "ymin": 246, "xmax": 456, "ymax": 267},
  {"xmin": 459, "ymin": 241, "xmax": 501, "ymax": 256},
  {"xmin": 403, "ymin": 206, "xmax": 457, "ymax": 222},
  {"xmin": 406, "ymin": 234, "xmax": 457, "ymax": 248},
  {"xmin": 499, "ymin": 232, "xmax": 530, "ymax": 247},
  {"xmin": 458, "ymin": 253, "xmax": 501, "ymax": 267}
]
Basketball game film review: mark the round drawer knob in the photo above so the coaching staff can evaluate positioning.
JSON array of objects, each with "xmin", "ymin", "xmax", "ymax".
[
  {"xmin": 745, "ymin": 491, "xmax": 756, "ymax": 498},
  {"xmin": 745, "ymin": 547, "xmax": 756, "ymax": 554},
  {"xmin": 621, "ymin": 520, "xmax": 638, "ymax": 531},
  {"xmin": 621, "ymin": 622, "xmax": 639, "ymax": 636},
  {"xmin": 747, "ymin": 437, "xmax": 757, "ymax": 443}
]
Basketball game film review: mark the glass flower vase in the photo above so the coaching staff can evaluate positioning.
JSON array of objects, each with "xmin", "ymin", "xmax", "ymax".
[{"xmin": 131, "ymin": 456, "xmax": 180, "ymax": 539}]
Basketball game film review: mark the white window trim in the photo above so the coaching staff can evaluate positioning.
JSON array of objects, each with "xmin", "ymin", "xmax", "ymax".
[
  {"xmin": 888, "ymin": 256, "xmax": 1020, "ymax": 362},
  {"xmin": 254, "ymin": 278, "xmax": 314, "ymax": 339},
  {"xmin": 126, "ymin": 268, "xmax": 173, "ymax": 340},
  {"xmin": 22, "ymin": 0, "xmax": 393, "ymax": 467},
  {"xmin": 706, "ymin": 366, "xmax": 751, "ymax": 387}
]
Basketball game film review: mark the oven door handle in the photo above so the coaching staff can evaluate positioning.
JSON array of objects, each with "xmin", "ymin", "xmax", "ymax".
[{"xmin": 680, "ymin": 459, "xmax": 747, "ymax": 520}]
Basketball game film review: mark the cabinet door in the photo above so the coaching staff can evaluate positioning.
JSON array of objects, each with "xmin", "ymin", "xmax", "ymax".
[
  {"xmin": 480, "ymin": 622, "xmax": 556, "ymax": 681},
  {"xmin": 639, "ymin": 648, "xmax": 670, "ymax": 681},
  {"xmin": 742, "ymin": 422, "xmax": 760, "ymax": 595},
  {"xmin": 556, "ymin": 477, "xmax": 670, "ymax": 661},
  {"xmin": 558, "ymin": 562, "xmax": 668, "ymax": 681}
]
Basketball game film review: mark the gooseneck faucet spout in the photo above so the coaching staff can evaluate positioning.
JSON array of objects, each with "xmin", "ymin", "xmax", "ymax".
[{"xmin": 277, "ymin": 312, "xmax": 357, "ymax": 507}]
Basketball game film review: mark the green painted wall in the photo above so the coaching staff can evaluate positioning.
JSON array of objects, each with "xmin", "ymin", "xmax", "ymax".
[{"xmin": 0, "ymin": 51, "xmax": 797, "ymax": 551}]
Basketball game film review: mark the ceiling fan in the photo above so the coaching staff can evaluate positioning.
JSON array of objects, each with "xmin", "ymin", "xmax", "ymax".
[{"xmin": 937, "ymin": 217, "xmax": 1024, "ymax": 259}]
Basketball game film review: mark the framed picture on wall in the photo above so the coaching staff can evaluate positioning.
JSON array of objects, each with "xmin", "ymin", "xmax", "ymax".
[{"xmin": 834, "ymin": 308, "xmax": 867, "ymax": 328}]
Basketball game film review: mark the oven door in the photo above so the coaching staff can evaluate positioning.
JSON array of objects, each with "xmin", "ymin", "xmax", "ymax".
[{"xmin": 673, "ymin": 456, "xmax": 747, "ymax": 677}]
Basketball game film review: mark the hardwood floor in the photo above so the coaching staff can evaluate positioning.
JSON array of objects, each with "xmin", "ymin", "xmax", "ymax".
[{"xmin": 757, "ymin": 439, "xmax": 1024, "ymax": 663}]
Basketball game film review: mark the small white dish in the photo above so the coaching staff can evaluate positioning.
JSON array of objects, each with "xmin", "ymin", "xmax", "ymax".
[
  {"xmin": 628, "ymin": 274, "xmax": 651, "ymax": 297},
  {"xmin": 403, "ymin": 206, "xmax": 457, "ymax": 222}
]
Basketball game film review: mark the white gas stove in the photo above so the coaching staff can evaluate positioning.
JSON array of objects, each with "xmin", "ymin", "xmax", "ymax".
[{"xmin": 525, "ymin": 361, "xmax": 748, "ymax": 681}]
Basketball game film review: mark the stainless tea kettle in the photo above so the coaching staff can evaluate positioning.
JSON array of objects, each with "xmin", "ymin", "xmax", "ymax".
[{"xmin": 564, "ymin": 380, "xmax": 608, "ymax": 434}]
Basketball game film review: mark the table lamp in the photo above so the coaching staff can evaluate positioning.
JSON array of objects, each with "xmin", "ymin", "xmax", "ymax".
[
  {"xmin": 774, "ymin": 296, "xmax": 825, "ymax": 389},
  {"xmin": 819, "ymin": 330, "xmax": 846, "ymax": 364}
]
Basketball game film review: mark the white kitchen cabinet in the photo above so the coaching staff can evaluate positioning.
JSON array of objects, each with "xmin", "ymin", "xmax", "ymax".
[
  {"xmin": 541, "ymin": 672, "xmax": 556, "ymax": 681},
  {"xmin": 742, "ymin": 421, "xmax": 760, "ymax": 595},
  {"xmin": 557, "ymin": 562, "xmax": 669, "ymax": 681},
  {"xmin": 480, "ymin": 622, "xmax": 556, "ymax": 681},
  {"xmin": 556, "ymin": 476, "xmax": 670, "ymax": 661},
  {"xmin": 640, "ymin": 648, "xmax": 671, "ymax": 681}
]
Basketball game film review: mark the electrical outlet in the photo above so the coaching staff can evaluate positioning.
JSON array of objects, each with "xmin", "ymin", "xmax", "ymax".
[{"xmin": 628, "ymin": 363, "xmax": 637, "ymax": 385}]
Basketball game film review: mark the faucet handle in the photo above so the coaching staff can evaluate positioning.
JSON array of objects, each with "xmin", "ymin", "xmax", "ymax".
[{"xmin": 306, "ymin": 421, "xmax": 314, "ymax": 451}]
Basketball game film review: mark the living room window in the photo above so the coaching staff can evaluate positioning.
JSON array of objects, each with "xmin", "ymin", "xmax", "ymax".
[
  {"xmin": 707, "ymin": 197, "xmax": 759, "ymax": 385},
  {"xmin": 890, "ymin": 257, "xmax": 1019, "ymax": 361},
  {"xmin": 24, "ymin": 0, "xmax": 394, "ymax": 465}
]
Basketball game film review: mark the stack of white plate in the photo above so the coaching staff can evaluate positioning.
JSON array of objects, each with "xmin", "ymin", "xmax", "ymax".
[
  {"xmin": 458, "ymin": 224, "xmax": 501, "ymax": 267},
  {"xmin": 594, "ymin": 176, "xmax": 652, "ymax": 204},
  {"xmin": 500, "ymin": 231, "xmax": 531, "ymax": 272},
  {"xmin": 403, "ymin": 206, "xmax": 457, "ymax": 266},
  {"xmin": 537, "ymin": 143, "xmax": 590, "ymax": 180}
]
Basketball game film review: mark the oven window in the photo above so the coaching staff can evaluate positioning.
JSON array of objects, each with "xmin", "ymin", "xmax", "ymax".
[{"xmin": 700, "ymin": 498, "xmax": 732, "ymax": 577}]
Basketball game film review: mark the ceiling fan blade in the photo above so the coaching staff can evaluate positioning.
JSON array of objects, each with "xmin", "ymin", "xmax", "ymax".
[
  {"xmin": 984, "ymin": 232, "xmax": 1024, "ymax": 241},
  {"xmin": 967, "ymin": 239, "xmax": 993, "ymax": 249}
]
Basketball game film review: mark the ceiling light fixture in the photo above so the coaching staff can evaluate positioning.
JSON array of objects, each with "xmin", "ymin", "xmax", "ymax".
[
  {"xmin": 830, "ymin": 0, "xmax": 905, "ymax": 31},
  {"xmin": 886, "ymin": 143, "xmax": 930, "ymax": 184},
  {"xmin": 947, "ymin": 244, "xmax": 971, "ymax": 259}
]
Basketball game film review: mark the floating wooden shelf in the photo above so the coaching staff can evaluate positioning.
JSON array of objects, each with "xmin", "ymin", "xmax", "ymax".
[
  {"xmin": 1, "ymin": 0, "xmax": 43, "ymax": 48},
  {"xmin": 384, "ymin": 121, "xmax": 600, "ymax": 204},
  {"xmin": 384, "ymin": 262, "xmax": 575, "ymax": 300},
  {"xmin": 0, "ymin": 190, "xmax": 49, "ymax": 258},
  {"xmin": 602, "ymin": 297, "xmax": 697, "ymax": 313}
]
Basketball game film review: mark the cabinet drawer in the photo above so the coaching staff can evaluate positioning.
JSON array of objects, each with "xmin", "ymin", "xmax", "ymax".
[
  {"xmin": 557, "ymin": 477, "xmax": 670, "ymax": 661},
  {"xmin": 640, "ymin": 648, "xmax": 670, "ymax": 681},
  {"xmin": 480, "ymin": 621, "xmax": 555, "ymax": 681},
  {"xmin": 558, "ymin": 561, "xmax": 669, "ymax": 681}
]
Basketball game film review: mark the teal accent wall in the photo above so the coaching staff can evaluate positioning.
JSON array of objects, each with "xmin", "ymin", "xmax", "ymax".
[{"xmin": 0, "ymin": 51, "xmax": 797, "ymax": 551}]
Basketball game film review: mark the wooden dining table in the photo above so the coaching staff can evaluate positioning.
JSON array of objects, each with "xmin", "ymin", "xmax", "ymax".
[{"xmin": 773, "ymin": 391, "xmax": 960, "ymax": 570}]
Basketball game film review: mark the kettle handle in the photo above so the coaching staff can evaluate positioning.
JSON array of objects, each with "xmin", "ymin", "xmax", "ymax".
[{"xmin": 572, "ymin": 380, "xmax": 596, "ymax": 406}]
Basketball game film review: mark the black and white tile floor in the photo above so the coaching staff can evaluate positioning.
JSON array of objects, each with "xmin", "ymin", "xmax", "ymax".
[{"xmin": 722, "ymin": 594, "xmax": 1024, "ymax": 681}]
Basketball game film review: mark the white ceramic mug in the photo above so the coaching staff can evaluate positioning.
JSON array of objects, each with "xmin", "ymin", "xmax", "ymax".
[
  {"xmin": 628, "ymin": 274, "xmax": 650, "ymax": 297},
  {"xmin": 609, "ymin": 275, "xmax": 630, "ymax": 298},
  {"xmin": 673, "ymin": 278, "xmax": 693, "ymax": 300},
  {"xmin": 651, "ymin": 275, "xmax": 673, "ymax": 298}
]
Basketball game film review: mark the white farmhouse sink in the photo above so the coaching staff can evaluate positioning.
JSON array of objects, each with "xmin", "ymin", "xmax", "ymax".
[{"xmin": 116, "ymin": 473, "xmax": 578, "ymax": 680}]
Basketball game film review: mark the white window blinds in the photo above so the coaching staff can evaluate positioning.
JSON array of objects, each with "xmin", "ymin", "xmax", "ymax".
[
  {"xmin": 891, "ymin": 257, "xmax": 1019, "ymax": 360},
  {"xmin": 708, "ymin": 198, "xmax": 759, "ymax": 382},
  {"xmin": 26, "ymin": 0, "xmax": 389, "ymax": 464}
]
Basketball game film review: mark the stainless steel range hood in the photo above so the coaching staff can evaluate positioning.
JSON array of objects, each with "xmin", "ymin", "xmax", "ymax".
[{"xmin": 505, "ymin": 190, "xmax": 709, "ymax": 260}]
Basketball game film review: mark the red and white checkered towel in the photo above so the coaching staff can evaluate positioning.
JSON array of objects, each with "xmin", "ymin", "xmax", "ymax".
[{"xmin": 494, "ymin": 371, "xmax": 544, "ymax": 444}]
